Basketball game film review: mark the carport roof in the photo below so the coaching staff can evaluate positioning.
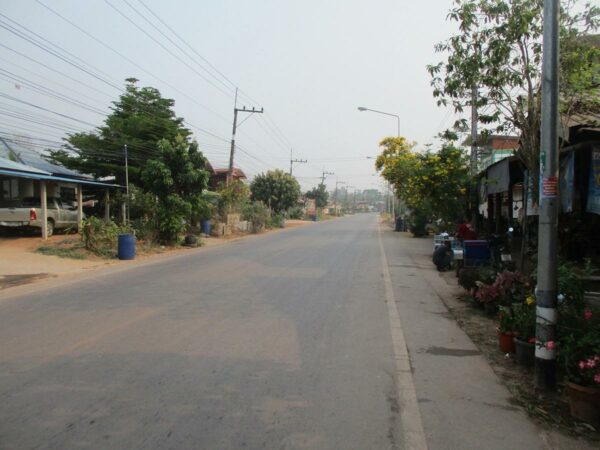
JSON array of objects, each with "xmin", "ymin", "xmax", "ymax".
[{"xmin": 0, "ymin": 157, "xmax": 121, "ymax": 188}]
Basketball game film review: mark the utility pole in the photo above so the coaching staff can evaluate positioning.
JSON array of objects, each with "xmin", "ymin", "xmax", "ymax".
[
  {"xmin": 535, "ymin": 0, "xmax": 559, "ymax": 391},
  {"xmin": 334, "ymin": 180, "xmax": 346, "ymax": 215},
  {"xmin": 124, "ymin": 144, "xmax": 129, "ymax": 225},
  {"xmin": 470, "ymin": 85, "xmax": 479, "ymax": 228},
  {"xmin": 289, "ymin": 148, "xmax": 307, "ymax": 175},
  {"xmin": 228, "ymin": 88, "xmax": 263, "ymax": 184},
  {"xmin": 321, "ymin": 169, "xmax": 334, "ymax": 186}
]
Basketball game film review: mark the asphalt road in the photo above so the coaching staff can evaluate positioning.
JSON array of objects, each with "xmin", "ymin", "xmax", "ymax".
[{"xmin": 0, "ymin": 214, "xmax": 407, "ymax": 450}]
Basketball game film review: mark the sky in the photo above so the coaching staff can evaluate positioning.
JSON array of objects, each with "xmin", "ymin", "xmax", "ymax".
[{"xmin": 0, "ymin": 0, "xmax": 460, "ymax": 192}]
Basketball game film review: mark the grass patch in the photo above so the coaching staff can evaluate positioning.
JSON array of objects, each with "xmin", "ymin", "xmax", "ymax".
[{"xmin": 36, "ymin": 246, "xmax": 88, "ymax": 260}]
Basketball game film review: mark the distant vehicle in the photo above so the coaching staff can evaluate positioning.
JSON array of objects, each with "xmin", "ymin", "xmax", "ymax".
[{"xmin": 0, "ymin": 197, "xmax": 80, "ymax": 236}]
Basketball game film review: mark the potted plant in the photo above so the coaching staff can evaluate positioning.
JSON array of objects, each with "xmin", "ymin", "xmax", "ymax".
[
  {"xmin": 559, "ymin": 307, "xmax": 600, "ymax": 426},
  {"xmin": 497, "ymin": 306, "xmax": 517, "ymax": 353},
  {"xmin": 513, "ymin": 295, "xmax": 536, "ymax": 367}
]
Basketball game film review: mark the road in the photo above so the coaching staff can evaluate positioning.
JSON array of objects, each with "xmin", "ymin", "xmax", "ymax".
[
  {"xmin": 0, "ymin": 214, "xmax": 554, "ymax": 449},
  {"xmin": 0, "ymin": 214, "xmax": 408, "ymax": 449}
]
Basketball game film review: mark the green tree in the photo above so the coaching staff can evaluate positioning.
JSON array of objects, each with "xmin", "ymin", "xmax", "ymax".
[
  {"xmin": 140, "ymin": 136, "xmax": 210, "ymax": 242},
  {"xmin": 306, "ymin": 184, "xmax": 329, "ymax": 209},
  {"xmin": 50, "ymin": 78, "xmax": 190, "ymax": 184},
  {"xmin": 427, "ymin": 0, "xmax": 599, "ymax": 189},
  {"xmin": 376, "ymin": 137, "xmax": 470, "ymax": 232},
  {"xmin": 250, "ymin": 169, "xmax": 301, "ymax": 212}
]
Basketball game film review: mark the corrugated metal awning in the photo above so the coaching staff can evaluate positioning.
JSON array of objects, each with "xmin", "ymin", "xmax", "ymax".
[{"xmin": 0, "ymin": 168, "xmax": 121, "ymax": 188}]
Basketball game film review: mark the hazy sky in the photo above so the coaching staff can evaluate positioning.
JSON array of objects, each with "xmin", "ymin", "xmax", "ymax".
[{"xmin": 0, "ymin": 0, "xmax": 460, "ymax": 191}]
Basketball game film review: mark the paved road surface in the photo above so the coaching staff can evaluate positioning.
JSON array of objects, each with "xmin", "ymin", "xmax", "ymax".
[
  {"xmin": 0, "ymin": 214, "xmax": 553, "ymax": 449},
  {"xmin": 0, "ymin": 214, "xmax": 405, "ymax": 449}
]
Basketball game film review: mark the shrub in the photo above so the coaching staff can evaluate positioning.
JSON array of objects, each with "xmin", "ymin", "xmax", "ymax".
[
  {"xmin": 242, "ymin": 201, "xmax": 269, "ymax": 233},
  {"xmin": 288, "ymin": 206, "xmax": 304, "ymax": 220},
  {"xmin": 80, "ymin": 216, "xmax": 131, "ymax": 257}
]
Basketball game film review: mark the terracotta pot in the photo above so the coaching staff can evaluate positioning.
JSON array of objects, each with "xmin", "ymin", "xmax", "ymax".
[
  {"xmin": 567, "ymin": 382, "xmax": 600, "ymax": 427},
  {"xmin": 514, "ymin": 338, "xmax": 535, "ymax": 367},
  {"xmin": 497, "ymin": 330, "xmax": 516, "ymax": 353}
]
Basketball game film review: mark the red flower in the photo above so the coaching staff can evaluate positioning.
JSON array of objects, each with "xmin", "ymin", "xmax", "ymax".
[
  {"xmin": 546, "ymin": 341, "xmax": 556, "ymax": 350},
  {"xmin": 584, "ymin": 310, "xmax": 593, "ymax": 320},
  {"xmin": 528, "ymin": 337, "xmax": 536, "ymax": 344}
]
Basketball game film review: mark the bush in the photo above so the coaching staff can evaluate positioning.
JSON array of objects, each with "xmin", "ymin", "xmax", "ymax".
[
  {"xmin": 242, "ymin": 201, "xmax": 269, "ymax": 233},
  {"xmin": 80, "ymin": 216, "xmax": 131, "ymax": 257},
  {"xmin": 287, "ymin": 206, "xmax": 304, "ymax": 220}
]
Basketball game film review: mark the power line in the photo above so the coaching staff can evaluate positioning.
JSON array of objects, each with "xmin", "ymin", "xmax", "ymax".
[
  {"xmin": 103, "ymin": 0, "xmax": 233, "ymax": 99},
  {"xmin": 0, "ymin": 68, "xmax": 108, "ymax": 115},
  {"xmin": 0, "ymin": 14, "xmax": 122, "ymax": 91},
  {"xmin": 33, "ymin": 0, "xmax": 230, "ymax": 123}
]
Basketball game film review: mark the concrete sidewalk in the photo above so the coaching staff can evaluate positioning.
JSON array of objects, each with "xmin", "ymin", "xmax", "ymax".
[{"xmin": 382, "ymin": 227, "xmax": 594, "ymax": 450}]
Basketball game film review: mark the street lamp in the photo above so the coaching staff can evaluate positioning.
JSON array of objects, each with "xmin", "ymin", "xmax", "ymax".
[{"xmin": 357, "ymin": 106, "xmax": 400, "ymax": 137}]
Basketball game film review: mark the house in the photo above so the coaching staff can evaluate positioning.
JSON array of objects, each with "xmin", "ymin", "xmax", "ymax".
[{"xmin": 207, "ymin": 165, "xmax": 247, "ymax": 190}]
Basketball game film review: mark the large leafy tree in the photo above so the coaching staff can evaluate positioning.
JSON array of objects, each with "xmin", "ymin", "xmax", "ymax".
[
  {"xmin": 376, "ymin": 137, "xmax": 470, "ymax": 225},
  {"xmin": 305, "ymin": 184, "xmax": 329, "ymax": 209},
  {"xmin": 250, "ymin": 169, "xmax": 301, "ymax": 212},
  {"xmin": 140, "ymin": 136, "xmax": 210, "ymax": 242},
  {"xmin": 50, "ymin": 78, "xmax": 191, "ymax": 184},
  {"xmin": 427, "ymin": 0, "xmax": 599, "ymax": 189}
]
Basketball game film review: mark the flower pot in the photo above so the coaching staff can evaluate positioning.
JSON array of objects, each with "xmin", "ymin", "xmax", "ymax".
[
  {"xmin": 514, "ymin": 338, "xmax": 535, "ymax": 367},
  {"xmin": 498, "ymin": 331, "xmax": 516, "ymax": 353},
  {"xmin": 567, "ymin": 381, "xmax": 600, "ymax": 427}
]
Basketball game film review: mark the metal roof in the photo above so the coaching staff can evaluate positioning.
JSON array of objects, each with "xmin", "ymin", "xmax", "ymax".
[
  {"xmin": 0, "ymin": 156, "xmax": 50, "ymax": 175},
  {"xmin": 0, "ymin": 167, "xmax": 121, "ymax": 187},
  {"xmin": 0, "ymin": 137, "xmax": 90, "ymax": 178}
]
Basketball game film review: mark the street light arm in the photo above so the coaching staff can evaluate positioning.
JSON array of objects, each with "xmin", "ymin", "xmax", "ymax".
[{"xmin": 357, "ymin": 106, "xmax": 400, "ymax": 137}]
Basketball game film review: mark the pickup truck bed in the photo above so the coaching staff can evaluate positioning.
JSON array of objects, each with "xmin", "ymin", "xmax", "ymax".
[{"xmin": 0, "ymin": 197, "xmax": 79, "ymax": 236}]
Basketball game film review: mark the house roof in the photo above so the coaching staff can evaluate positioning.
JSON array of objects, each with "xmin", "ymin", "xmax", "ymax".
[
  {"xmin": 212, "ymin": 167, "xmax": 247, "ymax": 179},
  {"xmin": 0, "ymin": 156, "xmax": 50, "ymax": 175},
  {"xmin": 0, "ymin": 137, "xmax": 91, "ymax": 179}
]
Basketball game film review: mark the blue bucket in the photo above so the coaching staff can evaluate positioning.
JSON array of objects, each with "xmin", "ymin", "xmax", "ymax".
[
  {"xmin": 117, "ymin": 233, "xmax": 136, "ymax": 260},
  {"xmin": 201, "ymin": 219, "xmax": 212, "ymax": 235}
]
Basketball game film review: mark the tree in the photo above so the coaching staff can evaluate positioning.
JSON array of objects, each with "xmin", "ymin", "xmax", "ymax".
[
  {"xmin": 140, "ymin": 136, "xmax": 210, "ymax": 242},
  {"xmin": 427, "ymin": 0, "xmax": 599, "ymax": 189},
  {"xmin": 306, "ymin": 184, "xmax": 329, "ymax": 209},
  {"xmin": 250, "ymin": 169, "xmax": 301, "ymax": 212},
  {"xmin": 376, "ymin": 137, "xmax": 470, "ymax": 232},
  {"xmin": 50, "ymin": 78, "xmax": 190, "ymax": 184}
]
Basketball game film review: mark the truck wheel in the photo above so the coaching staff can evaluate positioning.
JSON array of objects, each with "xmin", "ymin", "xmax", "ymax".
[{"xmin": 46, "ymin": 219, "xmax": 54, "ymax": 237}]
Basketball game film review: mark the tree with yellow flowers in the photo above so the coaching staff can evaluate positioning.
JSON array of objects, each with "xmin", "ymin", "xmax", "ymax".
[{"xmin": 375, "ymin": 137, "xmax": 470, "ymax": 235}]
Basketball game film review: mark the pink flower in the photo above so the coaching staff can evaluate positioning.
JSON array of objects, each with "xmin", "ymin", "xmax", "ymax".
[
  {"xmin": 584, "ymin": 310, "xmax": 593, "ymax": 320},
  {"xmin": 579, "ymin": 361, "xmax": 587, "ymax": 370},
  {"xmin": 546, "ymin": 341, "xmax": 556, "ymax": 350},
  {"xmin": 586, "ymin": 359, "xmax": 597, "ymax": 369},
  {"xmin": 595, "ymin": 374, "xmax": 600, "ymax": 384}
]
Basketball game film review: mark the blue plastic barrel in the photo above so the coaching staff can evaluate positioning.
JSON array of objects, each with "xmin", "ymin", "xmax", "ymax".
[
  {"xmin": 201, "ymin": 219, "xmax": 212, "ymax": 235},
  {"xmin": 117, "ymin": 233, "xmax": 136, "ymax": 260}
]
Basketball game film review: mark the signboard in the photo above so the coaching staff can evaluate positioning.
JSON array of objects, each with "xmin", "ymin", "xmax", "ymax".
[
  {"xmin": 542, "ymin": 176, "xmax": 558, "ymax": 198},
  {"xmin": 586, "ymin": 148, "xmax": 600, "ymax": 215}
]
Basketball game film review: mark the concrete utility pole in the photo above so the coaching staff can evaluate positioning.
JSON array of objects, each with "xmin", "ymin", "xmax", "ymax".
[
  {"xmin": 535, "ymin": 0, "xmax": 560, "ymax": 391},
  {"xmin": 334, "ymin": 180, "xmax": 346, "ymax": 215},
  {"xmin": 289, "ymin": 148, "xmax": 307, "ymax": 175},
  {"xmin": 321, "ymin": 170, "xmax": 334, "ymax": 186},
  {"xmin": 228, "ymin": 88, "xmax": 263, "ymax": 184},
  {"xmin": 124, "ymin": 144, "xmax": 129, "ymax": 225},
  {"xmin": 470, "ymin": 85, "xmax": 479, "ymax": 228}
]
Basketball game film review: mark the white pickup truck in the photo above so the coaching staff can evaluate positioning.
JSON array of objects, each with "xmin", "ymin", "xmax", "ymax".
[{"xmin": 0, "ymin": 197, "xmax": 79, "ymax": 236}]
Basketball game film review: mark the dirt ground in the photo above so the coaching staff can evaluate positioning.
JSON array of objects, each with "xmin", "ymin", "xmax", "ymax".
[
  {"xmin": 0, "ymin": 219, "xmax": 313, "ymax": 291},
  {"xmin": 435, "ymin": 269, "xmax": 600, "ymax": 444}
]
